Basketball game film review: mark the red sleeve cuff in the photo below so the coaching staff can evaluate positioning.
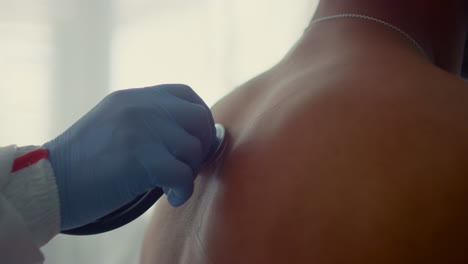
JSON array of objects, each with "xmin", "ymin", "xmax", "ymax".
[{"xmin": 11, "ymin": 149, "xmax": 49, "ymax": 173}]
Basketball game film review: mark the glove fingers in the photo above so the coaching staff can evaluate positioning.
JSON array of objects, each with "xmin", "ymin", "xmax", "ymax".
[
  {"xmin": 155, "ymin": 84, "xmax": 212, "ymax": 113},
  {"xmin": 156, "ymin": 99, "xmax": 215, "ymax": 159},
  {"xmin": 140, "ymin": 115, "xmax": 204, "ymax": 174},
  {"xmin": 135, "ymin": 143, "xmax": 195, "ymax": 188},
  {"xmin": 163, "ymin": 184, "xmax": 194, "ymax": 207},
  {"xmin": 145, "ymin": 84, "xmax": 217, "ymax": 153}
]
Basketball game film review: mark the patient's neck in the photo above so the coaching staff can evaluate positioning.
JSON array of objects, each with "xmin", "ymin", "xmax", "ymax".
[{"xmin": 309, "ymin": 0, "xmax": 467, "ymax": 74}]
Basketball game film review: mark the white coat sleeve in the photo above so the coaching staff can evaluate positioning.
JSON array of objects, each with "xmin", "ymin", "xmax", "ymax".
[{"xmin": 0, "ymin": 145, "xmax": 60, "ymax": 264}]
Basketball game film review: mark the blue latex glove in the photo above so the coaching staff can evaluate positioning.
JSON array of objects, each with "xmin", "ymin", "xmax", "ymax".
[{"xmin": 43, "ymin": 84, "xmax": 216, "ymax": 230}]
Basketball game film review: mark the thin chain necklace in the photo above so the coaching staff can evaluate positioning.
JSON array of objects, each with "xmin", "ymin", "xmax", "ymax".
[{"xmin": 308, "ymin": 14, "xmax": 430, "ymax": 61}]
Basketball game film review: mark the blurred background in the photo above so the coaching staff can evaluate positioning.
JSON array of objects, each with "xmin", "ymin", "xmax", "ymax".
[{"xmin": 0, "ymin": 0, "xmax": 318, "ymax": 263}]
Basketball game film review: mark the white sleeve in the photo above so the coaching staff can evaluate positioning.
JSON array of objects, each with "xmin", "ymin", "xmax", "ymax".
[{"xmin": 0, "ymin": 145, "xmax": 61, "ymax": 264}]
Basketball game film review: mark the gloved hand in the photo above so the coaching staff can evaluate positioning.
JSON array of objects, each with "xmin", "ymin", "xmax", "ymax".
[{"xmin": 43, "ymin": 84, "xmax": 216, "ymax": 230}]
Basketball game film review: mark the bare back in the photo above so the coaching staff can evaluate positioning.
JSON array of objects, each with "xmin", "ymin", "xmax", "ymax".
[{"xmin": 140, "ymin": 23, "xmax": 468, "ymax": 263}]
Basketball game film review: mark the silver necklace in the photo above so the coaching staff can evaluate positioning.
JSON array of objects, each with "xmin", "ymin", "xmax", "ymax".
[{"xmin": 309, "ymin": 14, "xmax": 430, "ymax": 61}]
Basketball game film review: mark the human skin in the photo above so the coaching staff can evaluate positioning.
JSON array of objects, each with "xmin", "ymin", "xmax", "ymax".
[{"xmin": 140, "ymin": 1, "xmax": 468, "ymax": 263}]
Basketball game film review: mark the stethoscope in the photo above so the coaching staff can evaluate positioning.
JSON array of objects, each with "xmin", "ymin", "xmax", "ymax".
[{"xmin": 61, "ymin": 123, "xmax": 228, "ymax": 235}]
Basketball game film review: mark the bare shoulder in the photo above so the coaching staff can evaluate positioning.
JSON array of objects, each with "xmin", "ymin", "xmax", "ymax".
[
  {"xmin": 139, "ymin": 61, "xmax": 468, "ymax": 264},
  {"xmin": 209, "ymin": 62, "xmax": 468, "ymax": 263},
  {"xmin": 298, "ymin": 64, "xmax": 468, "ymax": 159},
  {"xmin": 247, "ymin": 64, "xmax": 468, "ymax": 263}
]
